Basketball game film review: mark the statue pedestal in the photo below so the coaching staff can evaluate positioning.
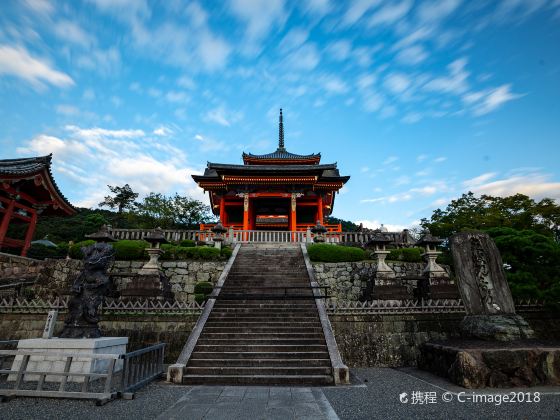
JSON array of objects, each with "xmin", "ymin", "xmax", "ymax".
[{"xmin": 9, "ymin": 337, "xmax": 128, "ymax": 383}]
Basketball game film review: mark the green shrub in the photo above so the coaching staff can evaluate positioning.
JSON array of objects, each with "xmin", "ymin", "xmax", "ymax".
[
  {"xmin": 387, "ymin": 247, "xmax": 424, "ymax": 263},
  {"xmin": 26, "ymin": 243, "xmax": 66, "ymax": 260},
  {"xmin": 68, "ymin": 240, "xmax": 96, "ymax": 259},
  {"xmin": 197, "ymin": 247, "xmax": 221, "ymax": 260},
  {"xmin": 194, "ymin": 281, "xmax": 214, "ymax": 304},
  {"xmin": 160, "ymin": 243, "xmax": 177, "ymax": 260},
  {"xmin": 194, "ymin": 293, "xmax": 206, "ymax": 304},
  {"xmin": 307, "ymin": 244, "xmax": 365, "ymax": 262},
  {"xmin": 194, "ymin": 281, "xmax": 214, "ymax": 295},
  {"xmin": 112, "ymin": 240, "xmax": 149, "ymax": 260},
  {"xmin": 221, "ymin": 246, "xmax": 233, "ymax": 259},
  {"xmin": 179, "ymin": 239, "xmax": 196, "ymax": 247}
]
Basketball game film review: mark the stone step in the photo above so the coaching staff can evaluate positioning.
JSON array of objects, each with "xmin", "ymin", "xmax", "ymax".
[
  {"xmin": 203, "ymin": 321, "xmax": 321, "ymax": 328},
  {"xmin": 197, "ymin": 338, "xmax": 325, "ymax": 346},
  {"xmin": 188, "ymin": 358, "xmax": 331, "ymax": 367},
  {"xmin": 207, "ymin": 316, "xmax": 319, "ymax": 323},
  {"xmin": 190, "ymin": 351, "xmax": 330, "ymax": 360},
  {"xmin": 210, "ymin": 307, "xmax": 318, "ymax": 313},
  {"xmin": 195, "ymin": 344, "xmax": 327, "ymax": 352},
  {"xmin": 182, "ymin": 374, "xmax": 334, "ymax": 385},
  {"xmin": 199, "ymin": 332, "xmax": 325, "ymax": 339},
  {"xmin": 184, "ymin": 366, "xmax": 332, "ymax": 376},
  {"xmin": 202, "ymin": 326, "xmax": 324, "ymax": 333}
]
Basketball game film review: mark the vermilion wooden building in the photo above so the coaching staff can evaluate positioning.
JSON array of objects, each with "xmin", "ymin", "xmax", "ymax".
[
  {"xmin": 0, "ymin": 155, "xmax": 76, "ymax": 256},
  {"xmin": 193, "ymin": 110, "xmax": 350, "ymax": 232}
]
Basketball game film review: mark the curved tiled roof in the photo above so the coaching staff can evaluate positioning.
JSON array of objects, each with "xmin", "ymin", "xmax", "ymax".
[
  {"xmin": 0, "ymin": 154, "xmax": 76, "ymax": 214},
  {"xmin": 242, "ymin": 149, "xmax": 321, "ymax": 161}
]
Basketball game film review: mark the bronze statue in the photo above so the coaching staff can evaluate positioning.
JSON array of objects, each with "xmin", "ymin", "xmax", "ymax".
[{"xmin": 60, "ymin": 242, "xmax": 118, "ymax": 338}]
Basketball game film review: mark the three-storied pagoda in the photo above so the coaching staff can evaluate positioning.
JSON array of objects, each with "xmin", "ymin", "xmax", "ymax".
[{"xmin": 192, "ymin": 110, "xmax": 350, "ymax": 232}]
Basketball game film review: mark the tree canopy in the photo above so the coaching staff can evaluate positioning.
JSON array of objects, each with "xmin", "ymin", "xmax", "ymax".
[
  {"xmin": 98, "ymin": 184, "xmax": 138, "ymax": 213},
  {"xmin": 421, "ymin": 192, "xmax": 560, "ymax": 240}
]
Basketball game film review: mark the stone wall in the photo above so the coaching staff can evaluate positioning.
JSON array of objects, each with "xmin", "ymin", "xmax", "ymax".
[
  {"xmin": 312, "ymin": 261, "xmax": 451, "ymax": 301},
  {"xmin": 31, "ymin": 258, "xmax": 226, "ymax": 301},
  {"xmin": 1, "ymin": 310, "xmax": 557, "ymax": 367},
  {"xmin": 0, "ymin": 313, "xmax": 199, "ymax": 363},
  {"xmin": 0, "ymin": 252, "xmax": 44, "ymax": 271}
]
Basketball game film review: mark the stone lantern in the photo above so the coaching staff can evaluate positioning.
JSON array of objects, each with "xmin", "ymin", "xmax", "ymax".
[
  {"xmin": 85, "ymin": 224, "xmax": 116, "ymax": 243},
  {"xmin": 310, "ymin": 220, "xmax": 327, "ymax": 243},
  {"xmin": 139, "ymin": 227, "xmax": 168, "ymax": 275},
  {"xmin": 365, "ymin": 232, "xmax": 395, "ymax": 280},
  {"xmin": 416, "ymin": 229, "xmax": 448, "ymax": 281},
  {"xmin": 212, "ymin": 220, "xmax": 227, "ymax": 250}
]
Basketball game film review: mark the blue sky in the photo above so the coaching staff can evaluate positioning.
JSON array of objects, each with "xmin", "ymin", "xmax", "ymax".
[{"xmin": 1, "ymin": 0, "xmax": 560, "ymax": 230}]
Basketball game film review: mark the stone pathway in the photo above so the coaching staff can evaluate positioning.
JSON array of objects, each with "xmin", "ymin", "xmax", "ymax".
[{"xmin": 157, "ymin": 386, "xmax": 339, "ymax": 420}]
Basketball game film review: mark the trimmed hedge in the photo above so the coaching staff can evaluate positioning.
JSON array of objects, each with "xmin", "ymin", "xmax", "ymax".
[
  {"xmin": 307, "ymin": 244, "xmax": 365, "ymax": 262},
  {"xmin": 387, "ymin": 247, "xmax": 424, "ymax": 263},
  {"xmin": 194, "ymin": 281, "xmax": 214, "ymax": 304},
  {"xmin": 179, "ymin": 239, "xmax": 196, "ymax": 248},
  {"xmin": 160, "ymin": 245, "xmax": 225, "ymax": 261},
  {"xmin": 68, "ymin": 240, "xmax": 96, "ymax": 259},
  {"xmin": 112, "ymin": 240, "xmax": 149, "ymax": 261},
  {"xmin": 26, "ymin": 243, "xmax": 66, "ymax": 260}
]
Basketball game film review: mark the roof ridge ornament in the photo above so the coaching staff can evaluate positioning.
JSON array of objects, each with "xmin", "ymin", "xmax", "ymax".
[{"xmin": 278, "ymin": 108, "xmax": 286, "ymax": 152}]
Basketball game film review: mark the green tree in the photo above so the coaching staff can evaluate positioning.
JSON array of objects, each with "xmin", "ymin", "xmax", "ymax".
[
  {"xmin": 134, "ymin": 193, "xmax": 213, "ymax": 229},
  {"xmin": 99, "ymin": 184, "xmax": 139, "ymax": 214},
  {"xmin": 325, "ymin": 216, "xmax": 359, "ymax": 231},
  {"xmin": 421, "ymin": 192, "xmax": 560, "ymax": 239}
]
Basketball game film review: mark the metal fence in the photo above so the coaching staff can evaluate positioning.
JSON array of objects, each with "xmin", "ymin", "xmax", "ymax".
[
  {"xmin": 325, "ymin": 298, "xmax": 545, "ymax": 315},
  {"xmin": 107, "ymin": 227, "xmax": 379, "ymax": 244},
  {"xmin": 0, "ymin": 297, "xmax": 205, "ymax": 315},
  {"xmin": 120, "ymin": 343, "xmax": 165, "ymax": 399},
  {"xmin": 0, "ymin": 343, "xmax": 166, "ymax": 404}
]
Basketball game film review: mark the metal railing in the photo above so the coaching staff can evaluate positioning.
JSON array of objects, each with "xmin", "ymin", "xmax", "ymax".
[
  {"xmin": 0, "ymin": 297, "xmax": 205, "ymax": 315},
  {"xmin": 107, "ymin": 227, "xmax": 382, "ymax": 244},
  {"xmin": 120, "ymin": 343, "xmax": 165, "ymax": 399},
  {"xmin": 325, "ymin": 299, "xmax": 467, "ymax": 314},
  {"xmin": 0, "ymin": 350, "xmax": 121, "ymax": 405}
]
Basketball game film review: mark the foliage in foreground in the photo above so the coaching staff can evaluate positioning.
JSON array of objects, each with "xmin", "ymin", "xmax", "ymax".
[{"xmin": 307, "ymin": 243, "xmax": 365, "ymax": 262}]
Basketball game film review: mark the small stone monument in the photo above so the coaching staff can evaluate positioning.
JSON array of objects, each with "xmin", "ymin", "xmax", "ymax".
[
  {"xmin": 450, "ymin": 231, "xmax": 533, "ymax": 341},
  {"xmin": 42, "ymin": 310, "xmax": 58, "ymax": 339},
  {"xmin": 120, "ymin": 227, "xmax": 174, "ymax": 301},
  {"xmin": 365, "ymin": 232, "xmax": 395, "ymax": 281},
  {"xmin": 211, "ymin": 220, "xmax": 227, "ymax": 250},
  {"xmin": 417, "ymin": 229, "xmax": 449, "ymax": 281},
  {"xmin": 311, "ymin": 220, "xmax": 327, "ymax": 243}
]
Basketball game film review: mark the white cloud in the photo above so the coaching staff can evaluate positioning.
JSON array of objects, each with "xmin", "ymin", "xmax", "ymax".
[
  {"xmin": 357, "ymin": 73, "xmax": 377, "ymax": 90},
  {"xmin": 395, "ymin": 44, "xmax": 428, "ymax": 65},
  {"xmin": 284, "ymin": 43, "xmax": 321, "ymax": 70},
  {"xmin": 0, "ymin": 45, "xmax": 74, "ymax": 89},
  {"xmin": 23, "ymin": 0, "xmax": 54, "ymax": 16},
  {"xmin": 433, "ymin": 156, "xmax": 447, "ymax": 163},
  {"xmin": 466, "ymin": 172, "xmax": 560, "ymax": 201},
  {"xmin": 471, "ymin": 84, "xmax": 524, "ymax": 116},
  {"xmin": 402, "ymin": 112, "xmax": 422, "ymax": 124},
  {"xmin": 325, "ymin": 40, "xmax": 352, "ymax": 61},
  {"xmin": 165, "ymin": 90, "xmax": 189, "ymax": 103},
  {"xmin": 153, "ymin": 126, "xmax": 174, "ymax": 136},
  {"xmin": 322, "ymin": 75, "xmax": 349, "ymax": 94},
  {"xmin": 417, "ymin": 0, "xmax": 462, "ymax": 24},
  {"xmin": 342, "ymin": 0, "xmax": 381, "ymax": 26},
  {"xmin": 229, "ymin": 0, "xmax": 287, "ymax": 49},
  {"xmin": 279, "ymin": 27, "xmax": 309, "ymax": 52},
  {"xmin": 423, "ymin": 57, "xmax": 469, "ymax": 95},
  {"xmin": 368, "ymin": 0, "xmax": 412, "ymax": 27},
  {"xmin": 177, "ymin": 76, "xmax": 195, "ymax": 90},
  {"xmin": 204, "ymin": 106, "xmax": 243, "ymax": 127},
  {"xmin": 303, "ymin": 0, "xmax": 332, "ymax": 16},
  {"xmin": 384, "ymin": 72, "xmax": 411, "ymax": 93},
  {"xmin": 53, "ymin": 20, "xmax": 94, "ymax": 48},
  {"xmin": 83, "ymin": 88, "xmax": 96, "ymax": 100},
  {"xmin": 462, "ymin": 172, "xmax": 498, "ymax": 188},
  {"xmin": 383, "ymin": 156, "xmax": 399, "ymax": 165},
  {"xmin": 355, "ymin": 220, "xmax": 409, "ymax": 231},
  {"xmin": 417, "ymin": 154, "xmax": 428, "ymax": 162},
  {"xmin": 75, "ymin": 46, "xmax": 121, "ymax": 76},
  {"xmin": 56, "ymin": 104, "xmax": 80, "ymax": 116}
]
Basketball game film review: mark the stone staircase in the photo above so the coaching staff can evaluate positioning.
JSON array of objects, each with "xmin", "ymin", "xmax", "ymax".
[{"xmin": 182, "ymin": 244, "xmax": 334, "ymax": 385}]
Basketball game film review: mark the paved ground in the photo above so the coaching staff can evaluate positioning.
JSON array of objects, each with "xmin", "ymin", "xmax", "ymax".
[{"xmin": 3, "ymin": 368, "xmax": 560, "ymax": 419}]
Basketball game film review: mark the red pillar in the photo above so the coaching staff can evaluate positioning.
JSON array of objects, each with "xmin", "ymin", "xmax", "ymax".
[
  {"xmin": 242, "ymin": 194, "xmax": 249, "ymax": 232},
  {"xmin": 219, "ymin": 197, "xmax": 225, "ymax": 224},
  {"xmin": 317, "ymin": 195, "xmax": 324, "ymax": 225},
  {"xmin": 22, "ymin": 210, "xmax": 38, "ymax": 257},
  {"xmin": 0, "ymin": 199, "xmax": 15, "ymax": 250},
  {"xmin": 290, "ymin": 193, "xmax": 297, "ymax": 237}
]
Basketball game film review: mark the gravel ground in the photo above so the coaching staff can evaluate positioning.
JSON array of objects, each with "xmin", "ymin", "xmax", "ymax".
[
  {"xmin": 322, "ymin": 368, "xmax": 560, "ymax": 420},
  {"xmin": 2, "ymin": 368, "xmax": 560, "ymax": 420}
]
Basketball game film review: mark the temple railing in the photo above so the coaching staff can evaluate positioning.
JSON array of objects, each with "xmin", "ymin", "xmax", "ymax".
[{"xmin": 107, "ymin": 227, "xmax": 378, "ymax": 244}]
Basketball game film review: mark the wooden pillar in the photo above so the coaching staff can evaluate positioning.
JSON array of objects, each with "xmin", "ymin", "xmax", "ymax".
[
  {"xmin": 22, "ymin": 210, "xmax": 38, "ymax": 257},
  {"xmin": 317, "ymin": 195, "xmax": 324, "ymax": 225},
  {"xmin": 290, "ymin": 193, "xmax": 297, "ymax": 234},
  {"xmin": 242, "ymin": 193, "xmax": 249, "ymax": 231},
  {"xmin": 0, "ymin": 199, "xmax": 16, "ymax": 249},
  {"xmin": 219, "ymin": 197, "xmax": 225, "ymax": 224}
]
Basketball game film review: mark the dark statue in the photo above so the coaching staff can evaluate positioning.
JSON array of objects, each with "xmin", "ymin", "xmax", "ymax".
[{"xmin": 60, "ymin": 242, "xmax": 118, "ymax": 338}]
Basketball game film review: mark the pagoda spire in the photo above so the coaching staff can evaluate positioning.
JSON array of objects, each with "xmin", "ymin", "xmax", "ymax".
[{"xmin": 278, "ymin": 108, "xmax": 285, "ymax": 151}]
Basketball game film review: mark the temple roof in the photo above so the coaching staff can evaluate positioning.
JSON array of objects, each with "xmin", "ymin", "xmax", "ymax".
[
  {"xmin": 242, "ymin": 109, "xmax": 321, "ymax": 165},
  {"xmin": 0, "ymin": 154, "xmax": 76, "ymax": 215}
]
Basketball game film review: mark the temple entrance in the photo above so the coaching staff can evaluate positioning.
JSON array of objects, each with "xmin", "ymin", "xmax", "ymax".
[{"xmin": 253, "ymin": 198, "xmax": 289, "ymax": 230}]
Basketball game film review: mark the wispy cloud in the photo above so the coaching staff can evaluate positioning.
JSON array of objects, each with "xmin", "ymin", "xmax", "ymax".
[{"xmin": 0, "ymin": 45, "xmax": 74, "ymax": 90}]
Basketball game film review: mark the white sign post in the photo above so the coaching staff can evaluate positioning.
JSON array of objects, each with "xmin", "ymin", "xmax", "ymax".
[{"xmin": 42, "ymin": 310, "xmax": 58, "ymax": 339}]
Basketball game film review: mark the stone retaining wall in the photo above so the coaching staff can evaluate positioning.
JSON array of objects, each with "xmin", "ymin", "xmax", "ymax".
[
  {"xmin": 0, "ymin": 252, "xmax": 44, "ymax": 271},
  {"xmin": 30, "ymin": 258, "xmax": 226, "ymax": 301},
  {"xmin": 312, "ymin": 261, "xmax": 451, "ymax": 301},
  {"xmin": 2, "ymin": 310, "xmax": 556, "ymax": 367}
]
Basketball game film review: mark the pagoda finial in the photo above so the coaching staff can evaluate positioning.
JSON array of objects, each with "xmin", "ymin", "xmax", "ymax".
[{"xmin": 278, "ymin": 108, "xmax": 285, "ymax": 151}]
